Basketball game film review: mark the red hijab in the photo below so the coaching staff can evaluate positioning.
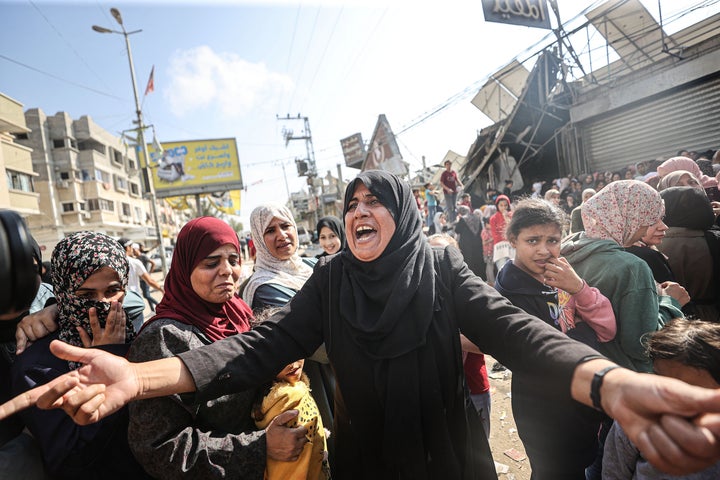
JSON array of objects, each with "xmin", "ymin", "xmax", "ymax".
[{"xmin": 149, "ymin": 216, "xmax": 252, "ymax": 341}]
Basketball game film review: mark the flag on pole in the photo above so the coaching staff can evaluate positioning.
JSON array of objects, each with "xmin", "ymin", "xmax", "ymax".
[
  {"xmin": 151, "ymin": 126, "xmax": 163, "ymax": 154},
  {"xmin": 144, "ymin": 66, "xmax": 155, "ymax": 96}
]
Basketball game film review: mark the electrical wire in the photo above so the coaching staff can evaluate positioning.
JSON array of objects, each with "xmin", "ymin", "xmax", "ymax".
[{"xmin": 0, "ymin": 54, "xmax": 125, "ymax": 100}]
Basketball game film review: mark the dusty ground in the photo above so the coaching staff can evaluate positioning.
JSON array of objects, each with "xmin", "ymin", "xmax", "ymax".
[{"xmin": 486, "ymin": 356, "xmax": 531, "ymax": 480}]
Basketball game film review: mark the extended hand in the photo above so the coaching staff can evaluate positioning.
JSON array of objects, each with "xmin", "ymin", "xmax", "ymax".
[
  {"xmin": 0, "ymin": 340, "xmax": 139, "ymax": 425},
  {"xmin": 603, "ymin": 367, "xmax": 720, "ymax": 475}
]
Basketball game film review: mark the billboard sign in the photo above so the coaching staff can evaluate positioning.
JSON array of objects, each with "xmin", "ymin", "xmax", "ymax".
[
  {"xmin": 340, "ymin": 133, "xmax": 366, "ymax": 168},
  {"xmin": 481, "ymin": 0, "xmax": 551, "ymax": 30},
  {"xmin": 137, "ymin": 137, "xmax": 243, "ymax": 199},
  {"xmin": 361, "ymin": 114, "xmax": 408, "ymax": 177}
]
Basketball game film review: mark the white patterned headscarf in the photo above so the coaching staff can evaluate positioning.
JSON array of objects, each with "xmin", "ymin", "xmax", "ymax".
[
  {"xmin": 243, "ymin": 203, "xmax": 313, "ymax": 307},
  {"xmin": 581, "ymin": 180, "xmax": 664, "ymax": 247}
]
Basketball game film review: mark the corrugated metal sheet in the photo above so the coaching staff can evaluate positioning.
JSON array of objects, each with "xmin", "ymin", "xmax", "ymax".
[{"xmin": 578, "ymin": 75, "xmax": 720, "ymax": 172}]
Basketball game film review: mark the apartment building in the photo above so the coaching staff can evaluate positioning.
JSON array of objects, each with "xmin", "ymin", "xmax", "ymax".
[
  {"xmin": 17, "ymin": 108, "xmax": 177, "ymax": 259},
  {"xmin": 0, "ymin": 93, "xmax": 40, "ymax": 217}
]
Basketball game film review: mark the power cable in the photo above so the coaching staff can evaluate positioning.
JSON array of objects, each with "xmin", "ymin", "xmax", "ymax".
[{"xmin": 0, "ymin": 54, "xmax": 125, "ymax": 100}]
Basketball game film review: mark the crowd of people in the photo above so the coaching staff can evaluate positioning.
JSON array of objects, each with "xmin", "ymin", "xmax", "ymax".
[{"xmin": 1, "ymin": 154, "xmax": 720, "ymax": 479}]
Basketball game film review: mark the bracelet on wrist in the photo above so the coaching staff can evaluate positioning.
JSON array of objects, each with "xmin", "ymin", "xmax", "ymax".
[{"xmin": 590, "ymin": 365, "xmax": 622, "ymax": 413}]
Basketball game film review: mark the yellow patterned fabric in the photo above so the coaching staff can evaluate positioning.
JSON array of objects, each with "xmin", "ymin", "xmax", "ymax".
[{"xmin": 254, "ymin": 373, "xmax": 329, "ymax": 480}]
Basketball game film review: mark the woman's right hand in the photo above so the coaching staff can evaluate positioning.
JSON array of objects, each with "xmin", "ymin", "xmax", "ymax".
[
  {"xmin": 77, "ymin": 301, "xmax": 126, "ymax": 347},
  {"xmin": 0, "ymin": 340, "xmax": 140, "ymax": 425},
  {"xmin": 265, "ymin": 410, "xmax": 308, "ymax": 461}
]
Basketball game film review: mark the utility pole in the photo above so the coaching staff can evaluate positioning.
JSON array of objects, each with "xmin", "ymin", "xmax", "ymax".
[{"xmin": 277, "ymin": 114, "xmax": 322, "ymax": 224}]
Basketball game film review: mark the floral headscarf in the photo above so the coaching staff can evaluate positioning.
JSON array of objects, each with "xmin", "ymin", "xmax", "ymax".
[
  {"xmin": 581, "ymin": 180, "xmax": 664, "ymax": 246},
  {"xmin": 243, "ymin": 203, "xmax": 313, "ymax": 307},
  {"xmin": 657, "ymin": 156, "xmax": 718, "ymax": 188},
  {"xmin": 51, "ymin": 232, "xmax": 133, "ymax": 369}
]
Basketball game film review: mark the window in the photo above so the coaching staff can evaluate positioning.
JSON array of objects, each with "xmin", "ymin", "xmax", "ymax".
[
  {"xmin": 94, "ymin": 169, "xmax": 110, "ymax": 184},
  {"xmin": 69, "ymin": 138, "xmax": 77, "ymax": 149},
  {"xmin": 127, "ymin": 157, "xmax": 137, "ymax": 170},
  {"xmin": 100, "ymin": 199, "xmax": 114, "ymax": 212},
  {"xmin": 81, "ymin": 169, "xmax": 91, "ymax": 181},
  {"xmin": 6, "ymin": 170, "xmax": 34, "ymax": 193},
  {"xmin": 59, "ymin": 171, "xmax": 71, "ymax": 180},
  {"xmin": 134, "ymin": 206, "xmax": 143, "ymax": 223},
  {"xmin": 88, "ymin": 198, "xmax": 115, "ymax": 212},
  {"xmin": 78, "ymin": 202, "xmax": 87, "ymax": 211},
  {"xmin": 15, "ymin": 133, "xmax": 28, "ymax": 140},
  {"xmin": 114, "ymin": 174, "xmax": 128, "ymax": 191},
  {"xmin": 62, "ymin": 203, "xmax": 75, "ymax": 213},
  {"xmin": 52, "ymin": 139, "xmax": 65, "ymax": 149},
  {"xmin": 129, "ymin": 182, "xmax": 140, "ymax": 197},
  {"xmin": 74, "ymin": 170, "xmax": 83, "ymax": 180},
  {"xmin": 111, "ymin": 148, "xmax": 124, "ymax": 167}
]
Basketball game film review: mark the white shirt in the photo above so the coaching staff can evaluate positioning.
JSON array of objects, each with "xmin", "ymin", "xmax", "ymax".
[{"xmin": 127, "ymin": 257, "xmax": 148, "ymax": 294}]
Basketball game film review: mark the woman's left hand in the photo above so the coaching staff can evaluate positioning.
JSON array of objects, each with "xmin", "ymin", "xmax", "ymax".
[
  {"xmin": 78, "ymin": 301, "xmax": 126, "ymax": 347},
  {"xmin": 543, "ymin": 257, "xmax": 584, "ymax": 294}
]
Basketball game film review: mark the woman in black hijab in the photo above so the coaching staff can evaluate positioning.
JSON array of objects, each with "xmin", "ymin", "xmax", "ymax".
[
  {"xmin": 9, "ymin": 171, "xmax": 720, "ymax": 480},
  {"xmin": 315, "ymin": 215, "xmax": 345, "ymax": 257},
  {"xmin": 659, "ymin": 186, "xmax": 720, "ymax": 321}
]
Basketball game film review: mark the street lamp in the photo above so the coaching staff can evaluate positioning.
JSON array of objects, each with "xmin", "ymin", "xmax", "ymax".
[{"xmin": 93, "ymin": 8, "xmax": 167, "ymax": 276}]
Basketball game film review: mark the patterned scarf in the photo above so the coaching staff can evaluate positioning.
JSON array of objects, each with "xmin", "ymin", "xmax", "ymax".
[
  {"xmin": 51, "ymin": 231, "xmax": 133, "ymax": 369},
  {"xmin": 581, "ymin": 180, "xmax": 665, "ymax": 246}
]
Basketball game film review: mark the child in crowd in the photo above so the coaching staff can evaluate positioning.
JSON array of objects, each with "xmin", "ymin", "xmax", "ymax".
[
  {"xmin": 603, "ymin": 317, "xmax": 720, "ymax": 479},
  {"xmin": 494, "ymin": 198, "xmax": 616, "ymax": 480},
  {"xmin": 252, "ymin": 308, "xmax": 330, "ymax": 480}
]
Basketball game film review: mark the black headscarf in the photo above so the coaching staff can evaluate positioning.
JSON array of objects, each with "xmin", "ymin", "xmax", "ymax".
[
  {"xmin": 315, "ymin": 215, "xmax": 346, "ymax": 254},
  {"xmin": 661, "ymin": 186, "xmax": 714, "ymax": 230},
  {"xmin": 340, "ymin": 171, "xmax": 461, "ymax": 478},
  {"xmin": 340, "ymin": 170, "xmax": 435, "ymax": 359}
]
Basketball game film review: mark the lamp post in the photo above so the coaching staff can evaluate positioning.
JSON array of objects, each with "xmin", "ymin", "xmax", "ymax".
[{"xmin": 93, "ymin": 8, "xmax": 167, "ymax": 276}]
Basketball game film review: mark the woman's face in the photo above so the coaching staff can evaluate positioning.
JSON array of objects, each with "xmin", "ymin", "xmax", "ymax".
[
  {"xmin": 75, "ymin": 266, "xmax": 126, "ymax": 303},
  {"xmin": 190, "ymin": 244, "xmax": 242, "ymax": 303},
  {"xmin": 641, "ymin": 219, "xmax": 668, "ymax": 247},
  {"xmin": 624, "ymin": 170, "xmax": 634, "ymax": 179},
  {"xmin": 318, "ymin": 226, "xmax": 342, "ymax": 255},
  {"xmin": 612, "ymin": 173, "xmax": 621, "ymax": 182},
  {"xmin": 345, "ymin": 183, "xmax": 396, "ymax": 262},
  {"xmin": 497, "ymin": 199, "xmax": 509, "ymax": 212},
  {"xmin": 509, "ymin": 224, "xmax": 562, "ymax": 283},
  {"xmin": 677, "ymin": 173, "xmax": 702, "ymax": 189},
  {"xmin": 263, "ymin": 216, "xmax": 298, "ymax": 260}
]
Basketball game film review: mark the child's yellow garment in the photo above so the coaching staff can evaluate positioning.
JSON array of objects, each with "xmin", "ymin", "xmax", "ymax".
[{"xmin": 254, "ymin": 373, "xmax": 329, "ymax": 480}]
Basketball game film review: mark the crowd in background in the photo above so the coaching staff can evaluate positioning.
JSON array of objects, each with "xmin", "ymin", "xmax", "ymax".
[{"xmin": 2, "ymin": 149, "xmax": 720, "ymax": 480}]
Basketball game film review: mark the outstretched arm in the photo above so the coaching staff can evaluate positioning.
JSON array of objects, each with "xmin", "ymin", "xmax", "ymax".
[
  {"xmin": 571, "ymin": 358, "xmax": 720, "ymax": 475},
  {"xmin": 0, "ymin": 340, "xmax": 194, "ymax": 425}
]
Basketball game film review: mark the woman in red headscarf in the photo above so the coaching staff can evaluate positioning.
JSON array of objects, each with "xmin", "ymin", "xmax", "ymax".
[{"xmin": 126, "ymin": 217, "xmax": 306, "ymax": 479}]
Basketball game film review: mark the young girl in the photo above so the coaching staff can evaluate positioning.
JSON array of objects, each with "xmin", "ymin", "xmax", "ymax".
[
  {"xmin": 316, "ymin": 216, "xmax": 345, "ymax": 257},
  {"xmin": 494, "ymin": 198, "xmax": 617, "ymax": 480},
  {"xmin": 603, "ymin": 317, "xmax": 720, "ymax": 479},
  {"xmin": 253, "ymin": 353, "xmax": 330, "ymax": 480},
  {"xmin": 489, "ymin": 194, "xmax": 514, "ymax": 271}
]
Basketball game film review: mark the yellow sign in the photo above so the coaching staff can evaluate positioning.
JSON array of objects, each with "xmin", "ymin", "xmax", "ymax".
[{"xmin": 137, "ymin": 138, "xmax": 243, "ymax": 198}]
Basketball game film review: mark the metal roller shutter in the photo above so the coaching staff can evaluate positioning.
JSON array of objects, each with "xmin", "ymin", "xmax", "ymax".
[{"xmin": 578, "ymin": 75, "xmax": 720, "ymax": 173}]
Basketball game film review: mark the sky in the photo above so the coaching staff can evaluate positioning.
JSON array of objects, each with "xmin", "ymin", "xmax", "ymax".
[{"xmin": 2, "ymin": 0, "xmax": 717, "ymax": 228}]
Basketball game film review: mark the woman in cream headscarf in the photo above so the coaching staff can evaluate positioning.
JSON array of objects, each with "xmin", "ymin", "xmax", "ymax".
[{"xmin": 242, "ymin": 204, "xmax": 314, "ymax": 312}]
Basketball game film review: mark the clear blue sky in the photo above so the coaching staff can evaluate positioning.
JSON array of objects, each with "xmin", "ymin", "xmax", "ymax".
[{"xmin": 2, "ymin": 0, "xmax": 715, "ymax": 228}]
